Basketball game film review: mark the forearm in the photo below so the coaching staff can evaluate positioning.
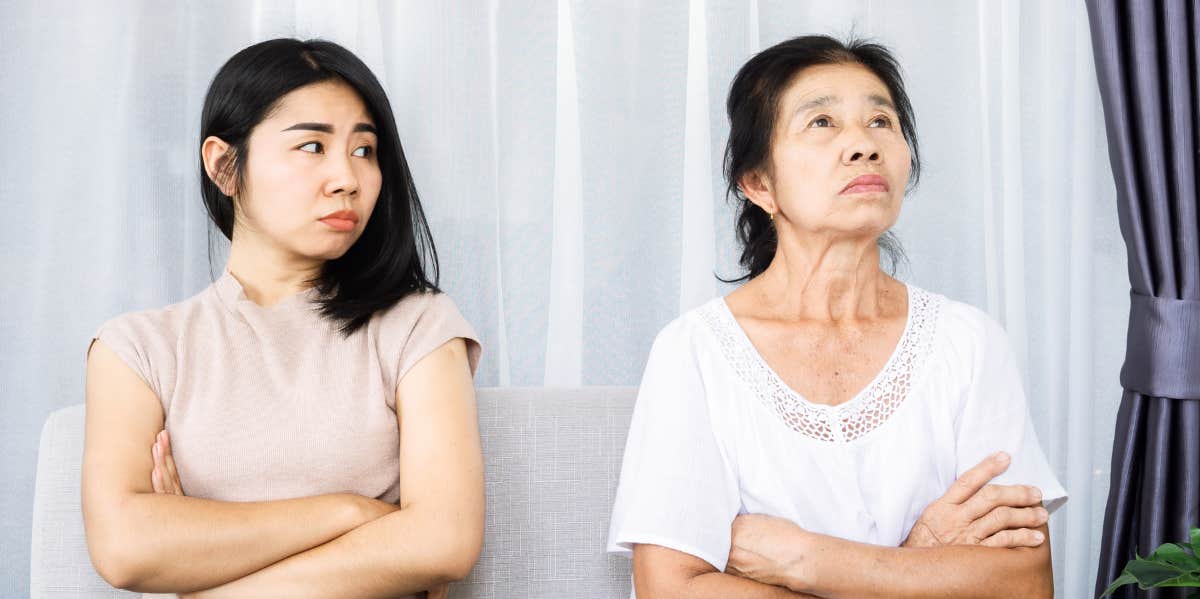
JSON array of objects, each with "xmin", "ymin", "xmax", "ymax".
[
  {"xmin": 794, "ymin": 531, "xmax": 1053, "ymax": 599},
  {"xmin": 680, "ymin": 573, "xmax": 821, "ymax": 599},
  {"xmin": 86, "ymin": 491, "xmax": 378, "ymax": 592},
  {"xmin": 633, "ymin": 544, "xmax": 819, "ymax": 599},
  {"xmin": 187, "ymin": 502, "xmax": 482, "ymax": 598}
]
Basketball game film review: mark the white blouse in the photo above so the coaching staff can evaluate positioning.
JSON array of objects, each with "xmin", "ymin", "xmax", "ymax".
[{"xmin": 607, "ymin": 284, "xmax": 1067, "ymax": 576}]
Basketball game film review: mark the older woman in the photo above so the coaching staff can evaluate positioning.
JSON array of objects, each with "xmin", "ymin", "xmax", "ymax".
[{"xmin": 608, "ymin": 35, "xmax": 1066, "ymax": 598}]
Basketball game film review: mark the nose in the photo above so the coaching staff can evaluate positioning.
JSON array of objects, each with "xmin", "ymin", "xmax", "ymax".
[
  {"xmin": 841, "ymin": 127, "xmax": 882, "ymax": 165},
  {"xmin": 323, "ymin": 153, "xmax": 360, "ymax": 198}
]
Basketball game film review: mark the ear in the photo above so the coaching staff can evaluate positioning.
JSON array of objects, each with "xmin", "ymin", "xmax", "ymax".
[
  {"xmin": 201, "ymin": 136, "xmax": 237, "ymax": 196},
  {"xmin": 738, "ymin": 169, "xmax": 777, "ymax": 217}
]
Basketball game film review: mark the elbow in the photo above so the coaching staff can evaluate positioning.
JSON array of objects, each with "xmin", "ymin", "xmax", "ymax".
[
  {"xmin": 84, "ymin": 497, "xmax": 153, "ymax": 591},
  {"xmin": 441, "ymin": 523, "xmax": 484, "ymax": 582},
  {"xmin": 87, "ymin": 536, "xmax": 150, "ymax": 591},
  {"xmin": 438, "ymin": 550, "xmax": 480, "ymax": 583},
  {"xmin": 421, "ymin": 519, "xmax": 483, "ymax": 584}
]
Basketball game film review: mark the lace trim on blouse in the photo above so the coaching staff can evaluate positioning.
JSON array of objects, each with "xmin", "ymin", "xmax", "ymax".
[{"xmin": 698, "ymin": 286, "xmax": 943, "ymax": 443}]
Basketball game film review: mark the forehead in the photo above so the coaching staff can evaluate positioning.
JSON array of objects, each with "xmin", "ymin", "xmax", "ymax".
[
  {"xmin": 265, "ymin": 79, "xmax": 374, "ymax": 124},
  {"xmin": 782, "ymin": 62, "xmax": 894, "ymax": 108}
]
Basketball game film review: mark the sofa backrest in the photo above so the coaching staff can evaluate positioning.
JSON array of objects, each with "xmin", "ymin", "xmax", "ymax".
[{"xmin": 30, "ymin": 387, "xmax": 637, "ymax": 598}]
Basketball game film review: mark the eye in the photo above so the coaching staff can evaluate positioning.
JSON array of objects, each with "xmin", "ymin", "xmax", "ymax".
[
  {"xmin": 298, "ymin": 141, "xmax": 323, "ymax": 153},
  {"xmin": 869, "ymin": 115, "xmax": 893, "ymax": 128},
  {"xmin": 809, "ymin": 116, "xmax": 833, "ymax": 128},
  {"xmin": 352, "ymin": 145, "xmax": 374, "ymax": 158}
]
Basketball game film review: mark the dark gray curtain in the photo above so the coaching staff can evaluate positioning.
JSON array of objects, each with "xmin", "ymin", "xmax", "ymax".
[{"xmin": 1086, "ymin": 1, "xmax": 1200, "ymax": 597}]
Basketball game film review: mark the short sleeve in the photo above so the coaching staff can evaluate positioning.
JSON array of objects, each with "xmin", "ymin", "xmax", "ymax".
[
  {"xmin": 607, "ymin": 318, "xmax": 742, "ymax": 572},
  {"xmin": 90, "ymin": 314, "xmax": 161, "ymax": 401},
  {"xmin": 386, "ymin": 291, "xmax": 482, "ymax": 390},
  {"xmin": 955, "ymin": 313, "xmax": 1068, "ymax": 514}
]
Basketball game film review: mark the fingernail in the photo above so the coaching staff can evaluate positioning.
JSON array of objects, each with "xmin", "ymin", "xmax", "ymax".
[
  {"xmin": 1032, "ymin": 488, "xmax": 1042, "ymax": 501},
  {"xmin": 994, "ymin": 451, "xmax": 1010, "ymax": 464},
  {"xmin": 1037, "ymin": 508, "xmax": 1049, "ymax": 519},
  {"xmin": 1033, "ymin": 531, "xmax": 1044, "ymax": 543},
  {"xmin": 153, "ymin": 443, "xmax": 160, "ymax": 458}
]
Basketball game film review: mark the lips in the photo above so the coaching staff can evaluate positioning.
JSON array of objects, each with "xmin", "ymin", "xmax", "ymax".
[
  {"xmin": 319, "ymin": 209, "xmax": 359, "ymax": 232},
  {"xmin": 840, "ymin": 174, "xmax": 889, "ymax": 194}
]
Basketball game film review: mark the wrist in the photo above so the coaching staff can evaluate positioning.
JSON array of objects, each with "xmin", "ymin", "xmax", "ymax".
[
  {"xmin": 338, "ymin": 493, "xmax": 380, "ymax": 529},
  {"xmin": 779, "ymin": 526, "xmax": 818, "ymax": 593}
]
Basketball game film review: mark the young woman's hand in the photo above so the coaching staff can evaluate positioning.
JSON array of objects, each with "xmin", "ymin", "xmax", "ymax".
[
  {"xmin": 726, "ymin": 513, "xmax": 812, "ymax": 591},
  {"xmin": 903, "ymin": 451, "xmax": 1047, "ymax": 549},
  {"xmin": 150, "ymin": 429, "xmax": 185, "ymax": 496},
  {"xmin": 423, "ymin": 583, "xmax": 450, "ymax": 598}
]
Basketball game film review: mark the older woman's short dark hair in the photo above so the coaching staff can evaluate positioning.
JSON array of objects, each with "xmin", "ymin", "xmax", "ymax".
[{"xmin": 723, "ymin": 35, "xmax": 919, "ymax": 282}]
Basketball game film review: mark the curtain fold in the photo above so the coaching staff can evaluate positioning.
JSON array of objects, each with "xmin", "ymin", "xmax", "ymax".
[{"xmin": 1086, "ymin": 0, "xmax": 1200, "ymax": 597}]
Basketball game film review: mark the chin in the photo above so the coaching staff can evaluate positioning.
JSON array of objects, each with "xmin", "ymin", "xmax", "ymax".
[
  {"xmin": 846, "ymin": 200, "xmax": 899, "ymax": 223},
  {"xmin": 307, "ymin": 242, "xmax": 356, "ymax": 261},
  {"xmin": 837, "ymin": 215, "xmax": 897, "ymax": 239}
]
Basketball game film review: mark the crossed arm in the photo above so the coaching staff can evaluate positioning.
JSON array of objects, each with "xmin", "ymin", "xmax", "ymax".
[
  {"xmin": 82, "ymin": 337, "xmax": 483, "ymax": 597},
  {"xmin": 633, "ymin": 454, "xmax": 1055, "ymax": 599}
]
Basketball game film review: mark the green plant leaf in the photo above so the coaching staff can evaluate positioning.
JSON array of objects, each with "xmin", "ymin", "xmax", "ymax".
[
  {"xmin": 1100, "ymin": 571, "xmax": 1138, "ymax": 597},
  {"xmin": 1101, "ymin": 528, "xmax": 1200, "ymax": 596},
  {"xmin": 1126, "ymin": 557, "xmax": 1190, "ymax": 587},
  {"xmin": 1147, "ymin": 543, "xmax": 1200, "ymax": 569},
  {"xmin": 1148, "ymin": 574, "xmax": 1200, "ymax": 588}
]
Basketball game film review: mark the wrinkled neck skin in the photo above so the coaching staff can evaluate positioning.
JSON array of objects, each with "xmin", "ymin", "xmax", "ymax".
[
  {"xmin": 750, "ymin": 226, "xmax": 899, "ymax": 326},
  {"xmin": 224, "ymin": 223, "xmax": 323, "ymax": 308}
]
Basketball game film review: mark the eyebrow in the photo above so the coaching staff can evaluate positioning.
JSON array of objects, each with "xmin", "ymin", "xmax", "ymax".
[
  {"xmin": 793, "ymin": 93, "xmax": 896, "ymax": 116},
  {"xmin": 280, "ymin": 122, "xmax": 378, "ymax": 134},
  {"xmin": 868, "ymin": 94, "xmax": 896, "ymax": 110}
]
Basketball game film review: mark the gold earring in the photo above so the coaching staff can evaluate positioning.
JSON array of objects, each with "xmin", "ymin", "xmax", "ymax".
[{"xmin": 769, "ymin": 212, "xmax": 775, "ymax": 222}]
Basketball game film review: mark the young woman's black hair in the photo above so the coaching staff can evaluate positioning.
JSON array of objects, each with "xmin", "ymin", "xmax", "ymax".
[
  {"xmin": 721, "ymin": 35, "xmax": 920, "ymax": 283},
  {"xmin": 199, "ymin": 38, "xmax": 438, "ymax": 335}
]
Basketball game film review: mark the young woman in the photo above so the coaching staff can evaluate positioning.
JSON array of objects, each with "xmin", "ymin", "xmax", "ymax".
[
  {"xmin": 608, "ymin": 35, "xmax": 1067, "ymax": 598},
  {"xmin": 82, "ymin": 39, "xmax": 483, "ymax": 598}
]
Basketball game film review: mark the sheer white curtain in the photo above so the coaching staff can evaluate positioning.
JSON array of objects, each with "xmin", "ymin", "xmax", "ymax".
[{"xmin": 0, "ymin": 0, "xmax": 1122, "ymax": 595}]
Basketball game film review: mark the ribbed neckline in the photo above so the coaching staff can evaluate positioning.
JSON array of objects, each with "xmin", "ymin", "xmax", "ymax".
[{"xmin": 212, "ymin": 269, "xmax": 323, "ymax": 314}]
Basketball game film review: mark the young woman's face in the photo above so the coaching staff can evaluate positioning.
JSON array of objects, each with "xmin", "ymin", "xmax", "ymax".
[
  {"xmin": 760, "ymin": 62, "xmax": 911, "ymax": 240},
  {"xmin": 235, "ymin": 80, "xmax": 382, "ymax": 260}
]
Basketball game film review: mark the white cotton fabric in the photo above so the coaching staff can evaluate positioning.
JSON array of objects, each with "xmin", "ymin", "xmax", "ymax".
[{"xmin": 607, "ymin": 284, "xmax": 1068, "ymax": 575}]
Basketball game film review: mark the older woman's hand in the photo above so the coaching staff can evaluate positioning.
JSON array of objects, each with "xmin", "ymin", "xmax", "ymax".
[
  {"xmin": 150, "ymin": 429, "xmax": 185, "ymax": 496},
  {"xmin": 726, "ymin": 513, "xmax": 813, "ymax": 590},
  {"xmin": 903, "ymin": 451, "xmax": 1047, "ymax": 549}
]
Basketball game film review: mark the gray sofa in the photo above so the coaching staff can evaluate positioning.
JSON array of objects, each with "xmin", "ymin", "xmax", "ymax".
[{"xmin": 30, "ymin": 387, "xmax": 637, "ymax": 598}]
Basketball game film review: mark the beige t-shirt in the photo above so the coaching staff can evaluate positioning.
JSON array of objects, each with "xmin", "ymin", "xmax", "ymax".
[{"xmin": 92, "ymin": 270, "xmax": 481, "ymax": 505}]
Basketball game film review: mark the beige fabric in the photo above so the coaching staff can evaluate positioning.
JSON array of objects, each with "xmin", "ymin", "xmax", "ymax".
[{"xmin": 92, "ymin": 270, "xmax": 480, "ymax": 505}]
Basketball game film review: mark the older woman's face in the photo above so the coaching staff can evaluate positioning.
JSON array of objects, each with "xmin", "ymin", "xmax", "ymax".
[{"xmin": 761, "ymin": 63, "xmax": 911, "ymax": 240}]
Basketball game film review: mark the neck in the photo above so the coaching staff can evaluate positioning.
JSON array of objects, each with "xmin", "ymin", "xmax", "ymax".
[
  {"xmin": 756, "ymin": 228, "xmax": 893, "ymax": 324},
  {"xmin": 224, "ymin": 231, "xmax": 323, "ymax": 307}
]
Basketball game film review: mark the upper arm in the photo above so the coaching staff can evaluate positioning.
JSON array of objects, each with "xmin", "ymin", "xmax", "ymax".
[
  {"xmin": 82, "ymin": 339, "xmax": 165, "ymax": 566},
  {"xmin": 1024, "ymin": 523, "xmax": 1054, "ymax": 597},
  {"xmin": 955, "ymin": 313, "xmax": 1068, "ymax": 513},
  {"xmin": 633, "ymin": 543, "xmax": 719, "ymax": 598},
  {"xmin": 394, "ymin": 337, "xmax": 484, "ymax": 569},
  {"xmin": 607, "ymin": 321, "xmax": 741, "ymax": 570}
]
